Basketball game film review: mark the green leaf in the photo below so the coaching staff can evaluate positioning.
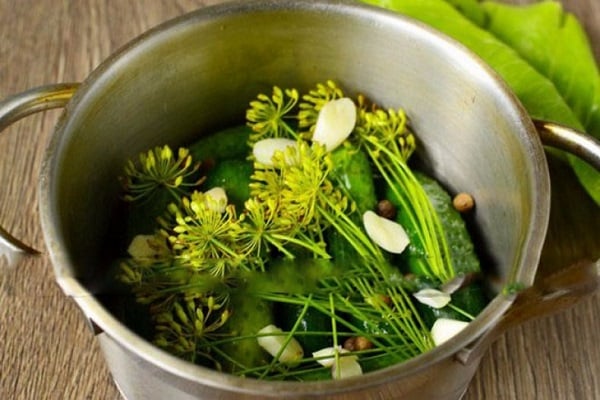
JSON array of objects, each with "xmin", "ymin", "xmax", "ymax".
[
  {"xmin": 361, "ymin": 0, "xmax": 600, "ymax": 206},
  {"xmin": 444, "ymin": 0, "xmax": 487, "ymax": 25},
  {"xmin": 480, "ymin": 2, "xmax": 599, "ymax": 129},
  {"xmin": 476, "ymin": 1, "xmax": 600, "ymax": 206}
]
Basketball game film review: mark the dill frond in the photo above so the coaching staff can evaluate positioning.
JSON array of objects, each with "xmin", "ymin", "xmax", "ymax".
[
  {"xmin": 246, "ymin": 86, "xmax": 299, "ymax": 143},
  {"xmin": 121, "ymin": 145, "xmax": 202, "ymax": 202}
]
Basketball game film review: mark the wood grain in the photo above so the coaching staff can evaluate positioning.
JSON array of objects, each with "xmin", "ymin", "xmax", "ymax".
[{"xmin": 1, "ymin": 1, "xmax": 598, "ymax": 399}]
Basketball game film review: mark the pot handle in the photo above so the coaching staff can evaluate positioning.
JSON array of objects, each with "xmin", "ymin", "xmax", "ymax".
[
  {"xmin": 455, "ymin": 120, "xmax": 600, "ymax": 365},
  {"xmin": 456, "ymin": 258, "xmax": 600, "ymax": 365},
  {"xmin": 0, "ymin": 83, "xmax": 79, "ymax": 266},
  {"xmin": 534, "ymin": 119, "xmax": 600, "ymax": 170}
]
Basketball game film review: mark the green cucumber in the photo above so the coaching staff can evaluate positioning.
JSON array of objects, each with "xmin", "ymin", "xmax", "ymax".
[
  {"xmin": 359, "ymin": 351, "xmax": 406, "ymax": 373},
  {"xmin": 203, "ymin": 158, "xmax": 253, "ymax": 211},
  {"xmin": 123, "ymin": 188, "xmax": 174, "ymax": 243},
  {"xmin": 218, "ymin": 290, "xmax": 273, "ymax": 375},
  {"xmin": 414, "ymin": 172, "xmax": 480, "ymax": 276},
  {"xmin": 386, "ymin": 171, "xmax": 480, "ymax": 277},
  {"xmin": 189, "ymin": 125, "xmax": 252, "ymax": 164},
  {"xmin": 417, "ymin": 283, "xmax": 488, "ymax": 329},
  {"xmin": 245, "ymin": 258, "xmax": 339, "ymax": 295},
  {"xmin": 276, "ymin": 303, "xmax": 333, "ymax": 354},
  {"xmin": 330, "ymin": 144, "xmax": 377, "ymax": 214},
  {"xmin": 328, "ymin": 144, "xmax": 378, "ymax": 265}
]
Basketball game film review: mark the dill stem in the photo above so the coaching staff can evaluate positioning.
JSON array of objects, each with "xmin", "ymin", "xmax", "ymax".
[
  {"xmin": 446, "ymin": 303, "xmax": 476, "ymax": 321},
  {"xmin": 329, "ymin": 293, "xmax": 342, "ymax": 379},
  {"xmin": 268, "ymin": 232, "xmax": 330, "ymax": 259},
  {"xmin": 316, "ymin": 199, "xmax": 383, "ymax": 264},
  {"xmin": 259, "ymin": 295, "xmax": 312, "ymax": 379},
  {"xmin": 367, "ymin": 141, "xmax": 454, "ymax": 282},
  {"xmin": 387, "ymin": 286, "xmax": 433, "ymax": 352}
]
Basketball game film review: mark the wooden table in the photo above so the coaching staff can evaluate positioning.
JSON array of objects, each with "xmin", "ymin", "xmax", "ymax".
[{"xmin": 1, "ymin": 1, "xmax": 598, "ymax": 399}]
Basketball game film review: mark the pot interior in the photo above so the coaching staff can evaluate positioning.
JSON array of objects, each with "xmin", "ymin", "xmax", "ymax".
[{"xmin": 41, "ymin": 0, "xmax": 550, "ymax": 394}]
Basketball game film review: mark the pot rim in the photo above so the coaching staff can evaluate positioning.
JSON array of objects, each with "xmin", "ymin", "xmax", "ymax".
[{"xmin": 38, "ymin": 0, "xmax": 550, "ymax": 395}]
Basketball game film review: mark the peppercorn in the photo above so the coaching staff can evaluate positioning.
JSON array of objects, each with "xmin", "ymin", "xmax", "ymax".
[
  {"xmin": 343, "ymin": 336, "xmax": 373, "ymax": 351},
  {"xmin": 452, "ymin": 192, "xmax": 475, "ymax": 213},
  {"xmin": 376, "ymin": 199, "xmax": 397, "ymax": 219}
]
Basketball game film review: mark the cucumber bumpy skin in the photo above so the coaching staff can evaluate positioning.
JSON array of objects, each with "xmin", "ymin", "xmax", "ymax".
[
  {"xmin": 218, "ymin": 291, "xmax": 274, "ymax": 375},
  {"xmin": 189, "ymin": 124, "xmax": 252, "ymax": 164},
  {"xmin": 202, "ymin": 158, "xmax": 253, "ymax": 211},
  {"xmin": 327, "ymin": 144, "xmax": 378, "ymax": 265},
  {"xmin": 276, "ymin": 303, "xmax": 333, "ymax": 354},
  {"xmin": 330, "ymin": 144, "xmax": 377, "ymax": 214},
  {"xmin": 414, "ymin": 171, "xmax": 480, "ymax": 276},
  {"xmin": 387, "ymin": 171, "xmax": 480, "ymax": 278}
]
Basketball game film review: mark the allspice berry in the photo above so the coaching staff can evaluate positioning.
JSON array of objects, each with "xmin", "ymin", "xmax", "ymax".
[
  {"xmin": 354, "ymin": 336, "xmax": 374, "ymax": 351},
  {"xmin": 343, "ymin": 336, "xmax": 374, "ymax": 351},
  {"xmin": 377, "ymin": 199, "xmax": 397, "ymax": 219},
  {"xmin": 452, "ymin": 192, "xmax": 475, "ymax": 213}
]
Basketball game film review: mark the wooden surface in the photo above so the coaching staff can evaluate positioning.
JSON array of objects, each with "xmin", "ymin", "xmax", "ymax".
[{"xmin": 1, "ymin": 1, "xmax": 599, "ymax": 399}]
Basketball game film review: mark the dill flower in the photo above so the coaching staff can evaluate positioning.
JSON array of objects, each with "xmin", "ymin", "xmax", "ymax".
[
  {"xmin": 356, "ymin": 107, "xmax": 416, "ymax": 162},
  {"xmin": 298, "ymin": 80, "xmax": 345, "ymax": 134},
  {"xmin": 153, "ymin": 294, "xmax": 231, "ymax": 362},
  {"xmin": 246, "ymin": 86, "xmax": 299, "ymax": 143},
  {"xmin": 248, "ymin": 140, "xmax": 340, "ymax": 258},
  {"xmin": 121, "ymin": 145, "xmax": 202, "ymax": 202},
  {"xmin": 167, "ymin": 191, "xmax": 246, "ymax": 277}
]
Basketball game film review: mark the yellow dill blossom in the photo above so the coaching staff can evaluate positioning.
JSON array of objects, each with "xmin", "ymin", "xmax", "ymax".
[
  {"xmin": 298, "ymin": 80, "xmax": 345, "ymax": 136},
  {"xmin": 154, "ymin": 294, "xmax": 231, "ymax": 362},
  {"xmin": 121, "ymin": 145, "xmax": 202, "ymax": 202},
  {"xmin": 168, "ymin": 191, "xmax": 246, "ymax": 277},
  {"xmin": 246, "ymin": 86, "xmax": 299, "ymax": 143},
  {"xmin": 356, "ymin": 107, "xmax": 416, "ymax": 162}
]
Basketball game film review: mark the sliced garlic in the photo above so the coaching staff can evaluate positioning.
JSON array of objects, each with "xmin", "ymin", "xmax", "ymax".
[
  {"xmin": 252, "ymin": 138, "xmax": 298, "ymax": 166},
  {"xmin": 257, "ymin": 324, "xmax": 304, "ymax": 364},
  {"xmin": 440, "ymin": 273, "xmax": 466, "ymax": 294},
  {"xmin": 413, "ymin": 288, "xmax": 451, "ymax": 309},
  {"xmin": 312, "ymin": 97, "xmax": 356, "ymax": 152},
  {"xmin": 204, "ymin": 187, "xmax": 228, "ymax": 213},
  {"xmin": 362, "ymin": 210, "xmax": 410, "ymax": 254},
  {"xmin": 331, "ymin": 355, "xmax": 363, "ymax": 380},
  {"xmin": 430, "ymin": 318, "xmax": 469, "ymax": 346},
  {"xmin": 312, "ymin": 346, "xmax": 351, "ymax": 367},
  {"xmin": 127, "ymin": 234, "xmax": 170, "ymax": 263}
]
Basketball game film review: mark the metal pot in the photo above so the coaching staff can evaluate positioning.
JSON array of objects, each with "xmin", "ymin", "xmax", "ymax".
[{"xmin": 1, "ymin": 1, "xmax": 599, "ymax": 399}]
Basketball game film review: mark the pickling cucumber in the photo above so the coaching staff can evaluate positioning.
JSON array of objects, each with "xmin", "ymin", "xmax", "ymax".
[
  {"xmin": 218, "ymin": 290, "xmax": 274, "ymax": 374},
  {"xmin": 276, "ymin": 303, "xmax": 333, "ymax": 354},
  {"xmin": 415, "ymin": 172, "xmax": 480, "ymax": 276},
  {"xmin": 189, "ymin": 125, "xmax": 252, "ymax": 164},
  {"xmin": 203, "ymin": 158, "xmax": 253, "ymax": 211},
  {"xmin": 330, "ymin": 144, "xmax": 377, "ymax": 214},
  {"xmin": 328, "ymin": 144, "xmax": 378, "ymax": 265},
  {"xmin": 123, "ymin": 188, "xmax": 175, "ymax": 243},
  {"xmin": 386, "ymin": 171, "xmax": 480, "ymax": 278},
  {"xmin": 416, "ymin": 283, "xmax": 488, "ymax": 329}
]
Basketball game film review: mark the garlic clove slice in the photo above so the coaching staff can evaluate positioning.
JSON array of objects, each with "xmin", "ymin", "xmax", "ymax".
[
  {"xmin": 204, "ymin": 187, "xmax": 228, "ymax": 213},
  {"xmin": 127, "ymin": 234, "xmax": 169, "ymax": 262},
  {"xmin": 363, "ymin": 210, "xmax": 410, "ymax": 254},
  {"xmin": 312, "ymin": 346, "xmax": 353, "ymax": 367},
  {"xmin": 257, "ymin": 324, "xmax": 304, "ymax": 364},
  {"xmin": 331, "ymin": 356, "xmax": 363, "ymax": 380},
  {"xmin": 430, "ymin": 318, "xmax": 469, "ymax": 346},
  {"xmin": 440, "ymin": 273, "xmax": 466, "ymax": 294},
  {"xmin": 252, "ymin": 138, "xmax": 298, "ymax": 166},
  {"xmin": 413, "ymin": 288, "xmax": 452, "ymax": 309},
  {"xmin": 312, "ymin": 97, "xmax": 356, "ymax": 152}
]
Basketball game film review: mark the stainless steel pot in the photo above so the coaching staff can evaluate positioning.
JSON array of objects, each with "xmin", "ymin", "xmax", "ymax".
[{"xmin": 1, "ymin": 1, "xmax": 599, "ymax": 399}]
